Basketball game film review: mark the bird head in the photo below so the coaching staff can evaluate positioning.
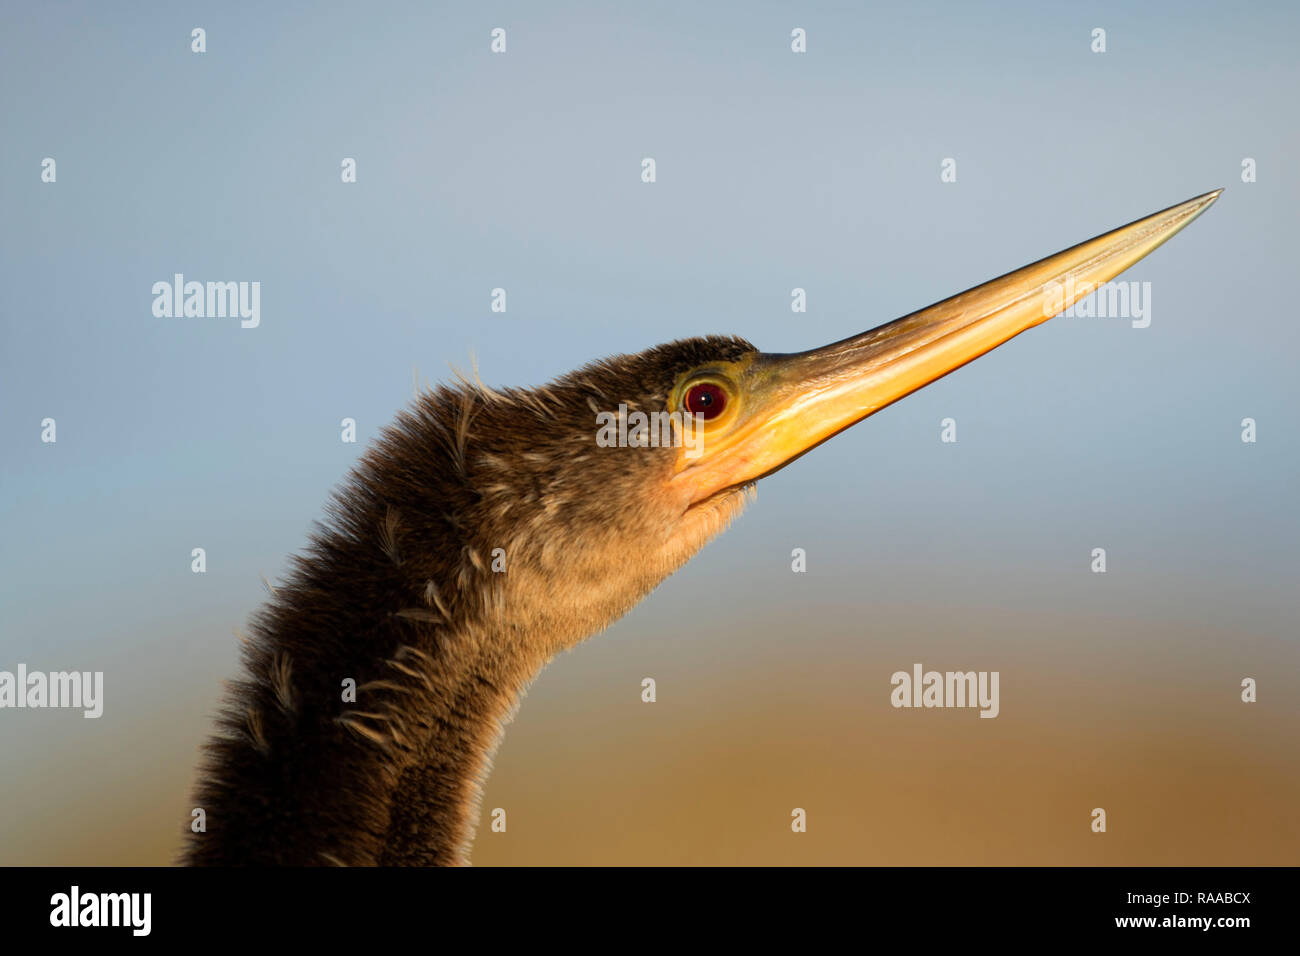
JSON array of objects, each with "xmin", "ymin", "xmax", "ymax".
[{"xmin": 407, "ymin": 190, "xmax": 1220, "ymax": 658}]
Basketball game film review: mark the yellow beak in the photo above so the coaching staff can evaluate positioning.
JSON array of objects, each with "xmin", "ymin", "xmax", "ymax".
[{"xmin": 675, "ymin": 189, "xmax": 1222, "ymax": 505}]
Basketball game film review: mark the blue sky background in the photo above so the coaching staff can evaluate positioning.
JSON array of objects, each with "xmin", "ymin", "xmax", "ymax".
[{"xmin": 2, "ymin": 1, "xmax": 1297, "ymax": 863}]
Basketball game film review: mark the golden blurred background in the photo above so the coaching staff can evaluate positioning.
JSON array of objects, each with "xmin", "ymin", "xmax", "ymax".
[{"xmin": 6, "ymin": 586, "xmax": 1295, "ymax": 866}]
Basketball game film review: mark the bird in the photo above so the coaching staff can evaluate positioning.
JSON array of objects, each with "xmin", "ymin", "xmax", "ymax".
[{"xmin": 184, "ymin": 189, "xmax": 1221, "ymax": 866}]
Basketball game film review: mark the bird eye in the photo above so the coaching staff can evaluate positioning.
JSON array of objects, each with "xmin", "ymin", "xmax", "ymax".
[{"xmin": 683, "ymin": 382, "xmax": 727, "ymax": 420}]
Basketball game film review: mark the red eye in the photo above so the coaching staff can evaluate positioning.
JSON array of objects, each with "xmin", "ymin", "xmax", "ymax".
[{"xmin": 683, "ymin": 382, "xmax": 727, "ymax": 420}]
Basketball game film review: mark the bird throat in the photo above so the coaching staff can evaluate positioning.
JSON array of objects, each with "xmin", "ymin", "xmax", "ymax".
[{"xmin": 371, "ymin": 634, "xmax": 536, "ymax": 866}]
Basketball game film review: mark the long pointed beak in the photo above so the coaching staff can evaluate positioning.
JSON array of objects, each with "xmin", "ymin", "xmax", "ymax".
[{"xmin": 675, "ymin": 189, "xmax": 1222, "ymax": 504}]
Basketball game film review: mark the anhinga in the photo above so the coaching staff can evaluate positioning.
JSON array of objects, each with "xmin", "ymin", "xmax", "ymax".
[{"xmin": 186, "ymin": 190, "xmax": 1220, "ymax": 865}]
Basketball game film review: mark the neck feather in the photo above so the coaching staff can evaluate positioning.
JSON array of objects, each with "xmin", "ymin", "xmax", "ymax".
[
  {"xmin": 185, "ymin": 539, "xmax": 540, "ymax": 865},
  {"xmin": 186, "ymin": 391, "xmax": 552, "ymax": 866}
]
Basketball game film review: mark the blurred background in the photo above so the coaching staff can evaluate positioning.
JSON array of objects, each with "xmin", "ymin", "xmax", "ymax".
[{"xmin": 1, "ymin": 0, "xmax": 1297, "ymax": 865}]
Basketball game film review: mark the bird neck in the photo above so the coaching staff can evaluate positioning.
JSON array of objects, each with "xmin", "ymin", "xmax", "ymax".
[
  {"xmin": 187, "ymin": 537, "xmax": 543, "ymax": 865},
  {"xmin": 372, "ymin": 629, "xmax": 539, "ymax": 866},
  {"xmin": 185, "ymin": 399, "xmax": 561, "ymax": 867}
]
